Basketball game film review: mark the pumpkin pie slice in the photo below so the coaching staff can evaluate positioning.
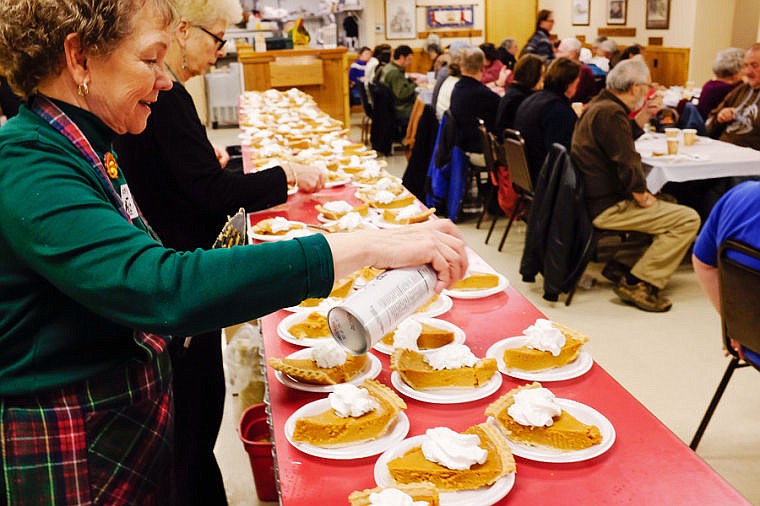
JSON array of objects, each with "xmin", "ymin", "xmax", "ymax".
[
  {"xmin": 381, "ymin": 322, "xmax": 455, "ymax": 350},
  {"xmin": 297, "ymin": 276, "xmax": 355, "ymax": 308},
  {"xmin": 485, "ymin": 382, "xmax": 602, "ymax": 451},
  {"xmin": 315, "ymin": 201, "xmax": 369, "ymax": 221},
  {"xmin": 382, "ymin": 206, "xmax": 436, "ymax": 225},
  {"xmin": 391, "ymin": 348, "xmax": 497, "ymax": 390},
  {"xmin": 268, "ymin": 353, "xmax": 368, "ymax": 385},
  {"xmin": 348, "ymin": 483, "xmax": 439, "ymax": 506},
  {"xmin": 288, "ymin": 312, "xmax": 331, "ymax": 339},
  {"xmin": 292, "ymin": 379, "xmax": 406, "ymax": 447},
  {"xmin": 370, "ymin": 193, "xmax": 416, "ymax": 209},
  {"xmin": 386, "ymin": 423, "xmax": 515, "ymax": 491},
  {"xmin": 451, "ymin": 272, "xmax": 500, "ymax": 291},
  {"xmin": 503, "ymin": 322, "xmax": 589, "ymax": 371},
  {"xmin": 251, "ymin": 217, "xmax": 305, "ymax": 235}
]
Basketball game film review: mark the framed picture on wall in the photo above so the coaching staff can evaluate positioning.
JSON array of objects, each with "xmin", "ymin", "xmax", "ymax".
[
  {"xmin": 646, "ymin": 0, "xmax": 671, "ymax": 29},
  {"xmin": 572, "ymin": 0, "xmax": 591, "ymax": 26},
  {"xmin": 385, "ymin": 0, "xmax": 416, "ymax": 40},
  {"xmin": 607, "ymin": 0, "xmax": 627, "ymax": 25}
]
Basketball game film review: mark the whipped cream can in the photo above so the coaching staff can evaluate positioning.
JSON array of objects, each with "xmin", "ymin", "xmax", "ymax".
[{"xmin": 328, "ymin": 265, "xmax": 436, "ymax": 354}]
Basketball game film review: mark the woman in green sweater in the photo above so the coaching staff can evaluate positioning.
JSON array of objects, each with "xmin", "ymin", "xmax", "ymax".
[{"xmin": 0, "ymin": 1, "xmax": 467, "ymax": 504}]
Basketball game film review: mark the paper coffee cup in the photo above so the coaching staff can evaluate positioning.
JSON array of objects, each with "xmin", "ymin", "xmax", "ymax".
[
  {"xmin": 667, "ymin": 138, "xmax": 679, "ymax": 155},
  {"xmin": 682, "ymin": 128, "xmax": 697, "ymax": 146},
  {"xmin": 665, "ymin": 127, "xmax": 680, "ymax": 139}
]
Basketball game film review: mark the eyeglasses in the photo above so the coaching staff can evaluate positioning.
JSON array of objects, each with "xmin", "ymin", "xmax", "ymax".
[{"xmin": 193, "ymin": 24, "xmax": 226, "ymax": 51}]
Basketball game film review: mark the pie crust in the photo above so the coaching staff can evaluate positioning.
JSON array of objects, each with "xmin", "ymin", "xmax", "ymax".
[
  {"xmin": 390, "ymin": 348, "xmax": 498, "ymax": 390},
  {"xmin": 315, "ymin": 202, "xmax": 369, "ymax": 221},
  {"xmin": 348, "ymin": 482, "xmax": 440, "ymax": 506},
  {"xmin": 502, "ymin": 322, "xmax": 589, "ymax": 371},
  {"xmin": 382, "ymin": 207, "xmax": 436, "ymax": 225},
  {"xmin": 251, "ymin": 218, "xmax": 305, "ymax": 235},
  {"xmin": 291, "ymin": 379, "xmax": 406, "ymax": 447},
  {"xmin": 485, "ymin": 382, "xmax": 602, "ymax": 451},
  {"xmin": 381, "ymin": 323, "xmax": 455, "ymax": 349},
  {"xmin": 268, "ymin": 353, "xmax": 368, "ymax": 385},
  {"xmin": 386, "ymin": 423, "xmax": 516, "ymax": 491},
  {"xmin": 288, "ymin": 312, "xmax": 331, "ymax": 339}
]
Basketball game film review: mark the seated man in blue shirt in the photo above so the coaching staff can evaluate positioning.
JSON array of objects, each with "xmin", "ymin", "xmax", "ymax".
[
  {"xmin": 349, "ymin": 46, "xmax": 371, "ymax": 106},
  {"xmin": 693, "ymin": 180, "xmax": 760, "ymax": 361}
]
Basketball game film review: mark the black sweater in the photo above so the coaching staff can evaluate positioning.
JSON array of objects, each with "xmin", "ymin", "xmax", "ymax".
[
  {"xmin": 115, "ymin": 83, "xmax": 287, "ymax": 251},
  {"xmin": 449, "ymin": 76, "xmax": 500, "ymax": 153}
]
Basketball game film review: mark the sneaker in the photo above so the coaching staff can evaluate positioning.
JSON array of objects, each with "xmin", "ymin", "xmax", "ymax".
[
  {"xmin": 613, "ymin": 280, "xmax": 672, "ymax": 312},
  {"xmin": 601, "ymin": 259, "xmax": 630, "ymax": 283}
]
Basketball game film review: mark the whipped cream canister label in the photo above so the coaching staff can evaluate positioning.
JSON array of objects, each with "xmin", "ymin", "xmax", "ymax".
[{"xmin": 328, "ymin": 265, "xmax": 436, "ymax": 354}]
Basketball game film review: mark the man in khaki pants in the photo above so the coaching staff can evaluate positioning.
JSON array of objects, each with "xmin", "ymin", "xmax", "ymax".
[{"xmin": 572, "ymin": 60, "xmax": 700, "ymax": 312}]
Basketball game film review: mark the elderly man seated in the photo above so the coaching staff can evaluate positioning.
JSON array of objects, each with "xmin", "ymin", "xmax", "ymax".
[
  {"xmin": 572, "ymin": 60, "xmax": 700, "ymax": 312},
  {"xmin": 449, "ymin": 46, "xmax": 500, "ymax": 166},
  {"xmin": 514, "ymin": 57, "xmax": 581, "ymax": 183},
  {"xmin": 706, "ymin": 43, "xmax": 760, "ymax": 150},
  {"xmin": 556, "ymin": 38, "xmax": 597, "ymax": 103}
]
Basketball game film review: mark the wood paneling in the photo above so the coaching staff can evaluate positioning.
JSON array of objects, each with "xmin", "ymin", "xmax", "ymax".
[
  {"xmin": 597, "ymin": 27, "xmax": 637, "ymax": 37},
  {"xmin": 485, "ymin": 0, "xmax": 536, "ymax": 49},
  {"xmin": 238, "ymin": 45, "xmax": 349, "ymax": 126},
  {"xmin": 417, "ymin": 29, "xmax": 483, "ymax": 39},
  {"xmin": 644, "ymin": 47, "xmax": 691, "ymax": 87}
]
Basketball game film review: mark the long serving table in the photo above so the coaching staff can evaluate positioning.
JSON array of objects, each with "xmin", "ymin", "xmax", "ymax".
[
  {"xmin": 248, "ymin": 185, "xmax": 748, "ymax": 505},
  {"xmin": 636, "ymin": 132, "xmax": 760, "ymax": 193}
]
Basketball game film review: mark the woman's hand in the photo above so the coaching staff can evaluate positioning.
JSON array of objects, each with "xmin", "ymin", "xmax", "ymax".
[
  {"xmin": 213, "ymin": 144, "xmax": 230, "ymax": 168},
  {"xmin": 325, "ymin": 219, "xmax": 468, "ymax": 292},
  {"xmin": 285, "ymin": 162, "xmax": 326, "ymax": 193}
]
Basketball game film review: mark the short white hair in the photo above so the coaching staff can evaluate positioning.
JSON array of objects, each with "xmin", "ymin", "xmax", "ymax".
[
  {"xmin": 606, "ymin": 59, "xmax": 650, "ymax": 92},
  {"xmin": 176, "ymin": 0, "xmax": 242, "ymax": 26},
  {"xmin": 712, "ymin": 47, "xmax": 745, "ymax": 78},
  {"xmin": 558, "ymin": 38, "xmax": 582, "ymax": 56}
]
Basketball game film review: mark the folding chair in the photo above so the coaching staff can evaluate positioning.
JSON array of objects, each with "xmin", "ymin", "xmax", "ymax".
[
  {"xmin": 690, "ymin": 239, "xmax": 760, "ymax": 450},
  {"xmin": 357, "ymin": 84, "xmax": 373, "ymax": 146},
  {"xmin": 476, "ymin": 120, "xmax": 498, "ymax": 233},
  {"xmin": 499, "ymin": 129, "xmax": 534, "ymax": 251}
]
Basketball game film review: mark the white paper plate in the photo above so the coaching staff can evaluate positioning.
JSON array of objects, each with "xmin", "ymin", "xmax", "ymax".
[
  {"xmin": 277, "ymin": 311, "xmax": 334, "ymax": 347},
  {"xmin": 414, "ymin": 293, "xmax": 453, "ymax": 318},
  {"xmin": 489, "ymin": 398, "xmax": 615, "ymax": 463},
  {"xmin": 374, "ymin": 435, "xmax": 516, "ymax": 506},
  {"xmin": 485, "ymin": 336, "xmax": 593, "ymax": 381},
  {"xmin": 324, "ymin": 177, "xmax": 351, "ymax": 188},
  {"xmin": 372, "ymin": 317, "xmax": 466, "ymax": 356},
  {"xmin": 284, "ymin": 296, "xmax": 342, "ymax": 313},
  {"xmin": 273, "ymin": 350, "xmax": 382, "ymax": 392},
  {"xmin": 390, "ymin": 370, "xmax": 502, "ymax": 404},
  {"xmin": 248, "ymin": 221, "xmax": 314, "ymax": 242},
  {"xmin": 443, "ymin": 273, "xmax": 509, "ymax": 299},
  {"xmin": 284, "ymin": 399, "xmax": 410, "ymax": 459}
]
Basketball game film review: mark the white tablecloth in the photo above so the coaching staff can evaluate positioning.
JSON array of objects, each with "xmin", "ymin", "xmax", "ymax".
[{"xmin": 635, "ymin": 132, "xmax": 760, "ymax": 193}]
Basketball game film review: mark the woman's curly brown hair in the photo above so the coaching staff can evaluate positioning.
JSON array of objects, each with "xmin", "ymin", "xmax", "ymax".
[{"xmin": 0, "ymin": 0, "xmax": 176, "ymax": 99}]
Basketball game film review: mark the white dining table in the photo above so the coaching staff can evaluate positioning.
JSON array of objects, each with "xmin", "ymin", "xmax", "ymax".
[{"xmin": 635, "ymin": 132, "xmax": 760, "ymax": 193}]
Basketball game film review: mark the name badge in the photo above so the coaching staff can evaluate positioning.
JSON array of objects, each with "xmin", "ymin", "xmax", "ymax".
[{"xmin": 120, "ymin": 185, "xmax": 139, "ymax": 220}]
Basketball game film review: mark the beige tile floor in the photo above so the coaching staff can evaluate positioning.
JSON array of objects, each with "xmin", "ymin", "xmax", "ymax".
[{"xmin": 207, "ymin": 119, "xmax": 760, "ymax": 505}]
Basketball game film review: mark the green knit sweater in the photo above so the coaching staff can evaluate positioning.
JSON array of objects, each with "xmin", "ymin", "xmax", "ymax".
[{"xmin": 0, "ymin": 101, "xmax": 333, "ymax": 395}]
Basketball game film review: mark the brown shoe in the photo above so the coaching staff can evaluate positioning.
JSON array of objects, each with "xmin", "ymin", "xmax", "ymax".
[{"xmin": 613, "ymin": 280, "xmax": 672, "ymax": 312}]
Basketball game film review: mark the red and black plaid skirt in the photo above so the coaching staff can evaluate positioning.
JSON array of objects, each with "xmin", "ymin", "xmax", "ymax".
[{"xmin": 1, "ymin": 351, "xmax": 173, "ymax": 506}]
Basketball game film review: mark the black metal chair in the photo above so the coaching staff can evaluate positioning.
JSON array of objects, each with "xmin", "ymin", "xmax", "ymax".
[
  {"xmin": 357, "ymin": 83, "xmax": 373, "ymax": 146},
  {"xmin": 498, "ymin": 129, "xmax": 533, "ymax": 251},
  {"xmin": 476, "ymin": 120, "xmax": 498, "ymax": 234},
  {"xmin": 690, "ymin": 239, "xmax": 760, "ymax": 450}
]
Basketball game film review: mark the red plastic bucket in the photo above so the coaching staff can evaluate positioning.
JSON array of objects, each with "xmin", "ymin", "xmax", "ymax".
[{"xmin": 239, "ymin": 403, "xmax": 277, "ymax": 501}]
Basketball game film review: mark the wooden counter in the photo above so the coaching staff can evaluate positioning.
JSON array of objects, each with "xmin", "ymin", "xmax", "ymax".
[{"xmin": 237, "ymin": 45, "xmax": 349, "ymax": 126}]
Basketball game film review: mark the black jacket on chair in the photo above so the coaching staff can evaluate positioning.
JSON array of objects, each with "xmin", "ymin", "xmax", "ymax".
[
  {"xmin": 403, "ymin": 104, "xmax": 438, "ymax": 201},
  {"xmin": 520, "ymin": 144, "xmax": 593, "ymax": 301},
  {"xmin": 369, "ymin": 82, "xmax": 398, "ymax": 155}
]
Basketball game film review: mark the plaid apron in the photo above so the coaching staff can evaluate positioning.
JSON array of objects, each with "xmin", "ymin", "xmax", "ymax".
[{"xmin": 0, "ymin": 95, "xmax": 172, "ymax": 505}]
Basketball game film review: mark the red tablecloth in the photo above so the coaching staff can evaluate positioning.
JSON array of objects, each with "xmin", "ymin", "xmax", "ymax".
[{"xmin": 251, "ymin": 185, "xmax": 748, "ymax": 505}]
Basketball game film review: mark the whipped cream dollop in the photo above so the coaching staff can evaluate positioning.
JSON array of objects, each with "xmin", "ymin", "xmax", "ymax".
[
  {"xmin": 374, "ymin": 190, "xmax": 396, "ymax": 204},
  {"xmin": 393, "ymin": 319, "xmax": 423, "ymax": 351},
  {"xmin": 424, "ymin": 344, "xmax": 477, "ymax": 370},
  {"xmin": 523, "ymin": 319, "xmax": 565, "ymax": 356},
  {"xmin": 507, "ymin": 387, "xmax": 562, "ymax": 427},
  {"xmin": 322, "ymin": 200, "xmax": 354, "ymax": 214},
  {"xmin": 269, "ymin": 216, "xmax": 294, "ymax": 233},
  {"xmin": 336, "ymin": 212, "xmax": 363, "ymax": 230},
  {"xmin": 348, "ymin": 155, "xmax": 361, "ymax": 166},
  {"xmin": 421, "ymin": 427, "xmax": 487, "ymax": 470},
  {"xmin": 258, "ymin": 144, "xmax": 284, "ymax": 158},
  {"xmin": 329, "ymin": 384, "xmax": 377, "ymax": 418},
  {"xmin": 369, "ymin": 489, "xmax": 429, "ymax": 506},
  {"xmin": 375, "ymin": 177, "xmax": 396, "ymax": 190},
  {"xmin": 360, "ymin": 164, "xmax": 382, "ymax": 178},
  {"xmin": 310, "ymin": 341, "xmax": 347, "ymax": 368},
  {"xmin": 395, "ymin": 203, "xmax": 424, "ymax": 221}
]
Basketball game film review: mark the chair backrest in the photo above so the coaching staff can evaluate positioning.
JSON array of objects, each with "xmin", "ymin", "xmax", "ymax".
[
  {"xmin": 718, "ymin": 239, "xmax": 760, "ymax": 356},
  {"xmin": 477, "ymin": 119, "xmax": 497, "ymax": 179},
  {"xmin": 503, "ymin": 128, "xmax": 533, "ymax": 193},
  {"xmin": 358, "ymin": 82, "xmax": 373, "ymax": 118}
]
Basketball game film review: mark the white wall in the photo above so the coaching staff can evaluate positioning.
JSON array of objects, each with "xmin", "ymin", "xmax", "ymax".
[{"xmin": 692, "ymin": 0, "xmax": 737, "ymax": 83}]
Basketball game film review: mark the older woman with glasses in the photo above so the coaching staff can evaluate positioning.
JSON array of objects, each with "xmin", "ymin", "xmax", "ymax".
[{"xmin": 0, "ymin": 1, "xmax": 468, "ymax": 504}]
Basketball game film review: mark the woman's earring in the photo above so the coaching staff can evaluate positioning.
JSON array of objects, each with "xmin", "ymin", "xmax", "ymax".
[{"xmin": 77, "ymin": 81, "xmax": 89, "ymax": 97}]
